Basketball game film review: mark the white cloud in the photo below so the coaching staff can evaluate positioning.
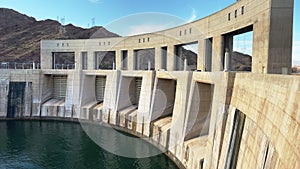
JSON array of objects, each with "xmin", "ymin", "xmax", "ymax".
[
  {"xmin": 88, "ymin": 0, "xmax": 103, "ymax": 4},
  {"xmin": 127, "ymin": 24, "xmax": 169, "ymax": 36},
  {"xmin": 187, "ymin": 8, "xmax": 197, "ymax": 23}
]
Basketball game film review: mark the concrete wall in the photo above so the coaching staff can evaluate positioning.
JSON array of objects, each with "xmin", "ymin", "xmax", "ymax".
[
  {"xmin": 222, "ymin": 73, "xmax": 300, "ymax": 169},
  {"xmin": 1, "ymin": 69, "xmax": 300, "ymax": 169},
  {"xmin": 0, "ymin": 77, "xmax": 9, "ymax": 117},
  {"xmin": 1, "ymin": 0, "xmax": 297, "ymax": 168},
  {"xmin": 41, "ymin": 0, "xmax": 293, "ymax": 75}
]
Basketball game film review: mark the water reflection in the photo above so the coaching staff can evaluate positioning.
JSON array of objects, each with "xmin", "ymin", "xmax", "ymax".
[{"xmin": 0, "ymin": 120, "xmax": 178, "ymax": 169}]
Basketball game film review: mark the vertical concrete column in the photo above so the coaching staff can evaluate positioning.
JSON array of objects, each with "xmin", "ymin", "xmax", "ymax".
[
  {"xmin": 269, "ymin": 1, "xmax": 293, "ymax": 74},
  {"xmin": 167, "ymin": 45, "xmax": 175, "ymax": 71},
  {"xmin": 115, "ymin": 49, "xmax": 122, "ymax": 70},
  {"xmin": 127, "ymin": 49, "xmax": 134, "ymax": 70},
  {"xmin": 87, "ymin": 50, "xmax": 95, "ymax": 70},
  {"xmin": 224, "ymin": 50, "xmax": 230, "ymax": 71},
  {"xmin": 0, "ymin": 78, "xmax": 9, "ymax": 117},
  {"xmin": 79, "ymin": 50, "xmax": 89, "ymax": 70},
  {"xmin": 169, "ymin": 71, "xmax": 193, "ymax": 160},
  {"xmin": 31, "ymin": 70, "xmax": 42, "ymax": 117},
  {"xmin": 155, "ymin": 47, "xmax": 161, "ymax": 70},
  {"xmin": 197, "ymin": 39, "xmax": 205, "ymax": 71},
  {"xmin": 105, "ymin": 71, "xmax": 120, "ymax": 124},
  {"xmin": 136, "ymin": 72, "xmax": 155, "ymax": 135},
  {"xmin": 65, "ymin": 70, "xmax": 82, "ymax": 118},
  {"xmin": 76, "ymin": 51, "xmax": 85, "ymax": 70},
  {"xmin": 24, "ymin": 81, "xmax": 32, "ymax": 117},
  {"xmin": 40, "ymin": 41, "xmax": 53, "ymax": 69},
  {"xmin": 252, "ymin": 21, "xmax": 271, "ymax": 74},
  {"xmin": 224, "ymin": 35, "xmax": 233, "ymax": 71},
  {"xmin": 184, "ymin": 58, "xmax": 188, "ymax": 71},
  {"xmin": 212, "ymin": 35, "xmax": 223, "ymax": 72},
  {"xmin": 75, "ymin": 50, "xmax": 81, "ymax": 70},
  {"xmin": 252, "ymin": 2, "xmax": 293, "ymax": 74}
]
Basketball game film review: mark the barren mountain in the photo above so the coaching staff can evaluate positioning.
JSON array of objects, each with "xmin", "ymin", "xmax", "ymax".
[
  {"xmin": 0, "ymin": 8, "xmax": 119, "ymax": 63},
  {"xmin": 231, "ymin": 51, "xmax": 252, "ymax": 71}
]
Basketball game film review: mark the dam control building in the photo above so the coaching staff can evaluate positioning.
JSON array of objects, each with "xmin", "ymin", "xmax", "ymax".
[{"xmin": 0, "ymin": 0, "xmax": 299, "ymax": 168}]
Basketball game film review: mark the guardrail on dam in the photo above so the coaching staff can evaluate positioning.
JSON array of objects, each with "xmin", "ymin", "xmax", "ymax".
[{"xmin": 1, "ymin": 0, "xmax": 299, "ymax": 168}]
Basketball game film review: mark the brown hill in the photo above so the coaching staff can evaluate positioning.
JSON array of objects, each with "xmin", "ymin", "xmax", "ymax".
[
  {"xmin": 0, "ymin": 8, "xmax": 119, "ymax": 63},
  {"xmin": 292, "ymin": 66, "xmax": 300, "ymax": 73},
  {"xmin": 231, "ymin": 51, "xmax": 252, "ymax": 71}
]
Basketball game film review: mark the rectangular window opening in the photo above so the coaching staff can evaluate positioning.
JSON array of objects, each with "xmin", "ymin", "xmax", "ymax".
[
  {"xmin": 184, "ymin": 82, "xmax": 214, "ymax": 141},
  {"xmin": 205, "ymin": 38, "xmax": 213, "ymax": 71},
  {"xmin": 134, "ymin": 48, "xmax": 155, "ymax": 70},
  {"xmin": 52, "ymin": 52, "xmax": 75, "ymax": 69},
  {"xmin": 122, "ymin": 50, "xmax": 128, "ymax": 70},
  {"xmin": 152, "ymin": 79, "xmax": 177, "ymax": 121},
  {"xmin": 241, "ymin": 6, "xmax": 245, "ymax": 15},
  {"xmin": 175, "ymin": 42, "xmax": 198, "ymax": 71},
  {"xmin": 94, "ymin": 51, "xmax": 116, "ymax": 70},
  {"xmin": 161, "ymin": 47, "xmax": 167, "ymax": 70}
]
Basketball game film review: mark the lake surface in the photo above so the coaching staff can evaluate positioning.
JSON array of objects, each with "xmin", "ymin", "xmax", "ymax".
[{"xmin": 0, "ymin": 120, "xmax": 178, "ymax": 169}]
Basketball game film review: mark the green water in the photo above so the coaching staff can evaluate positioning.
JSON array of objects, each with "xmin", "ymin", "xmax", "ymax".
[{"xmin": 0, "ymin": 120, "xmax": 178, "ymax": 169}]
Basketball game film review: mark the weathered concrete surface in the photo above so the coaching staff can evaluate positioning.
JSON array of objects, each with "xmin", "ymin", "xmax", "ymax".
[
  {"xmin": 182, "ymin": 136, "xmax": 207, "ymax": 169},
  {"xmin": 93, "ymin": 103, "xmax": 103, "ymax": 121},
  {"xmin": 118, "ymin": 106, "xmax": 137, "ymax": 128},
  {"xmin": 224, "ymin": 74, "xmax": 300, "ymax": 169},
  {"xmin": 152, "ymin": 116, "xmax": 172, "ymax": 150},
  {"xmin": 0, "ymin": 70, "xmax": 41, "ymax": 117},
  {"xmin": 2, "ymin": 69, "xmax": 300, "ymax": 169},
  {"xmin": 1, "ymin": 0, "xmax": 297, "ymax": 168},
  {"xmin": 0, "ymin": 77, "xmax": 9, "ymax": 117},
  {"xmin": 41, "ymin": 0, "xmax": 293, "ymax": 74},
  {"xmin": 41, "ymin": 99, "xmax": 65, "ymax": 117}
]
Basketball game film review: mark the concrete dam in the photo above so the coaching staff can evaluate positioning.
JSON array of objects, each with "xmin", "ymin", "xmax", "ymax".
[{"xmin": 0, "ymin": 0, "xmax": 299, "ymax": 168}]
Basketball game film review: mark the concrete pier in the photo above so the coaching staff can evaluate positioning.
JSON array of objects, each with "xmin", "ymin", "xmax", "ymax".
[{"xmin": 0, "ymin": 0, "xmax": 298, "ymax": 168}]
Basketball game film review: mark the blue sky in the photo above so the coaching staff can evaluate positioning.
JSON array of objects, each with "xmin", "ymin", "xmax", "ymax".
[{"xmin": 0, "ymin": 0, "xmax": 299, "ymax": 64}]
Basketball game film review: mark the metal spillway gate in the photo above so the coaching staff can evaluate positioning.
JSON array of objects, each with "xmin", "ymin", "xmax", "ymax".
[
  {"xmin": 95, "ymin": 76, "xmax": 106, "ymax": 102},
  {"xmin": 53, "ymin": 75, "xmax": 67, "ymax": 99}
]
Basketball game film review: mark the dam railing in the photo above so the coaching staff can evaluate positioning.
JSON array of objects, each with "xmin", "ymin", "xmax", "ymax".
[{"xmin": 0, "ymin": 62, "xmax": 41, "ymax": 70}]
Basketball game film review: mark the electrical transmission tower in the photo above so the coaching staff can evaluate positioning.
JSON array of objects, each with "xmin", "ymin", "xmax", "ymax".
[{"xmin": 92, "ymin": 17, "xmax": 95, "ymax": 27}]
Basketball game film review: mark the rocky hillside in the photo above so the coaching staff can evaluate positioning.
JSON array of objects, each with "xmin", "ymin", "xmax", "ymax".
[
  {"xmin": 292, "ymin": 66, "xmax": 300, "ymax": 73},
  {"xmin": 231, "ymin": 51, "xmax": 252, "ymax": 71},
  {"xmin": 0, "ymin": 8, "xmax": 119, "ymax": 63}
]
